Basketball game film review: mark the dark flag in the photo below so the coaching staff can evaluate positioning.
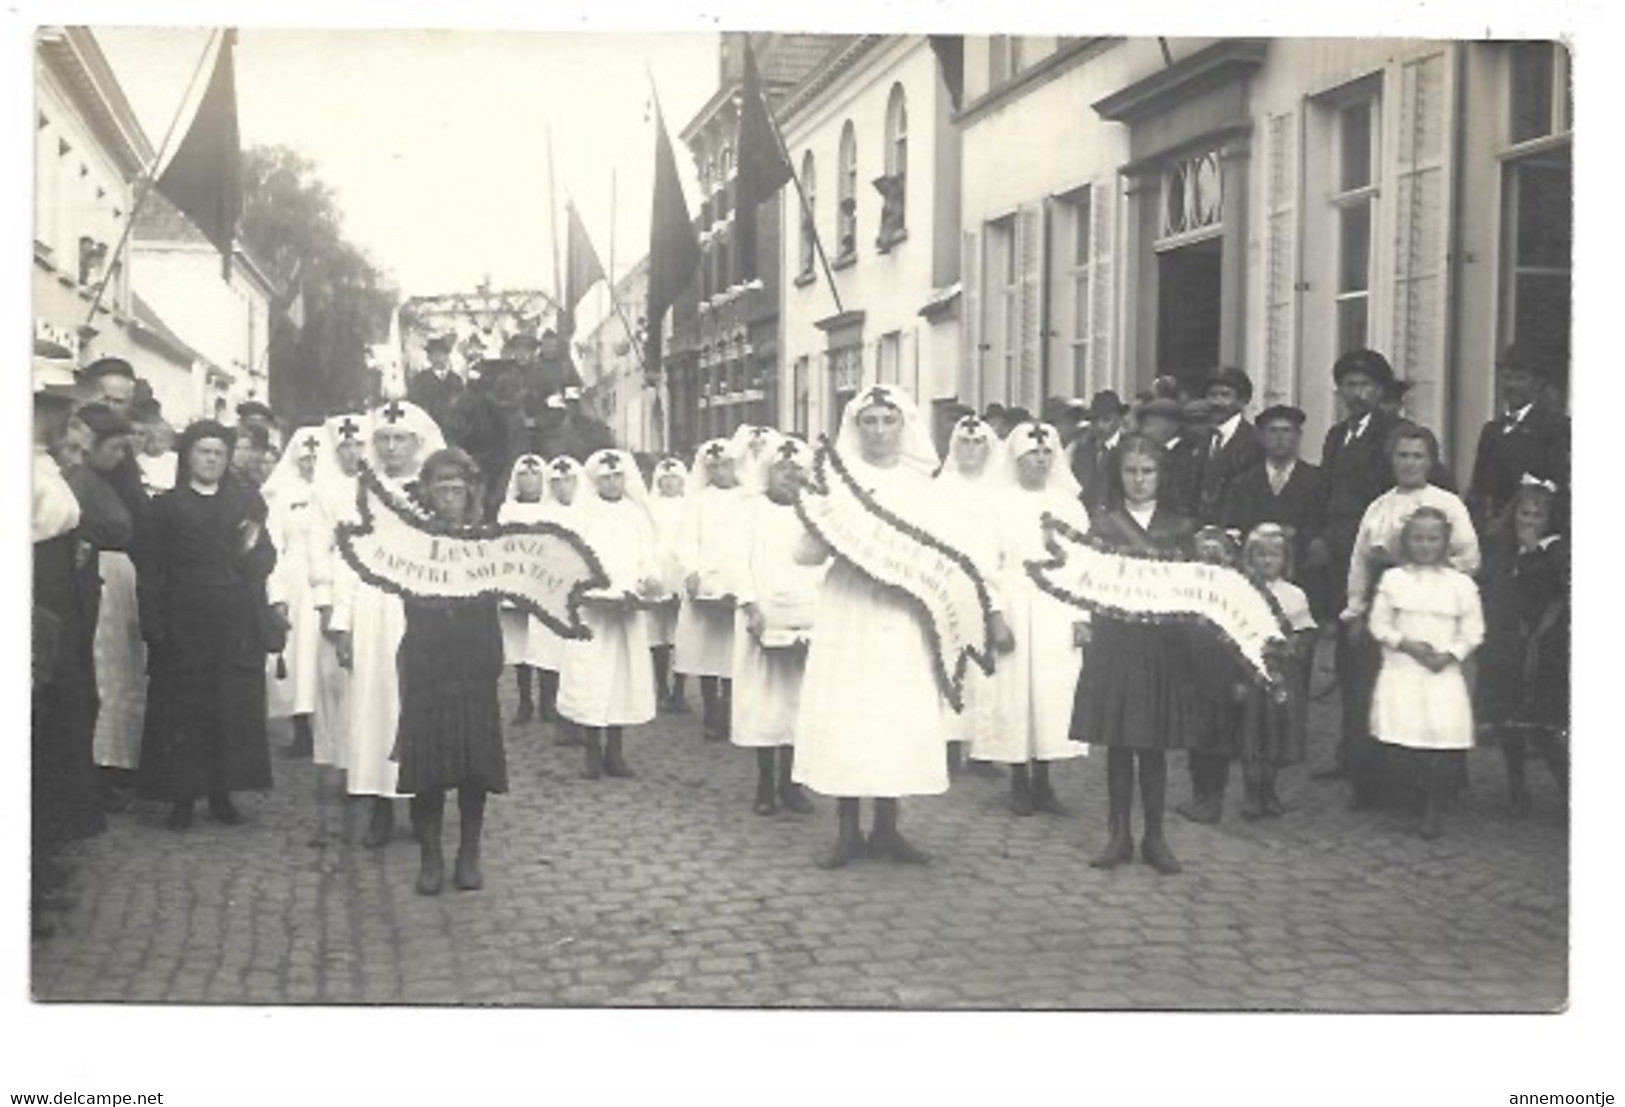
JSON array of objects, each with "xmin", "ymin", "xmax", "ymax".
[
  {"xmin": 563, "ymin": 200, "xmax": 607, "ymax": 337},
  {"xmin": 156, "ymin": 28, "xmax": 242, "ymax": 279},
  {"xmin": 733, "ymin": 39, "xmax": 795, "ymax": 283},
  {"xmin": 646, "ymin": 93, "xmax": 700, "ymax": 371}
]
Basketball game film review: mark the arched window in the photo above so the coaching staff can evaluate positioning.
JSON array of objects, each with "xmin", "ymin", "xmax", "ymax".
[
  {"xmin": 799, "ymin": 151, "xmax": 817, "ymax": 278},
  {"xmin": 880, "ymin": 83, "xmax": 908, "ymax": 241},
  {"xmin": 837, "ymin": 121, "xmax": 857, "ymax": 260}
]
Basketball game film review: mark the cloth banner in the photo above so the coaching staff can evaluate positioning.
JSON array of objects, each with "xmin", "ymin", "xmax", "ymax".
[
  {"xmin": 336, "ymin": 467, "xmax": 610, "ymax": 639},
  {"xmin": 1027, "ymin": 513, "xmax": 1293, "ymax": 694},
  {"xmin": 794, "ymin": 440, "xmax": 995, "ymax": 713}
]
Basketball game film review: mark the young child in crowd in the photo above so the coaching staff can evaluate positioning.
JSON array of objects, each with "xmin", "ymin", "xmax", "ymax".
[{"xmin": 1237, "ymin": 524, "xmax": 1317, "ymax": 818}]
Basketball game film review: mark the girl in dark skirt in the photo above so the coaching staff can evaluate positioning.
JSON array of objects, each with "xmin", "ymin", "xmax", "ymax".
[
  {"xmin": 1475, "ymin": 480, "xmax": 1568, "ymax": 817},
  {"xmin": 395, "ymin": 449, "xmax": 508, "ymax": 895},
  {"xmin": 1236, "ymin": 524, "xmax": 1317, "ymax": 818},
  {"xmin": 1071, "ymin": 435, "xmax": 1199, "ymax": 874}
]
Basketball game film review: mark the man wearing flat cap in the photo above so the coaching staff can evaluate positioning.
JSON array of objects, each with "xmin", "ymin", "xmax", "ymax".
[
  {"xmin": 81, "ymin": 357, "xmax": 138, "ymax": 417},
  {"xmin": 1466, "ymin": 340, "xmax": 1570, "ymax": 530},
  {"xmin": 1195, "ymin": 367, "xmax": 1263, "ymax": 524},
  {"xmin": 1314, "ymin": 347, "xmax": 1404, "ymax": 784},
  {"xmin": 407, "ymin": 334, "xmax": 465, "ymax": 432},
  {"xmin": 1071, "ymin": 390, "xmax": 1129, "ymax": 519},
  {"xmin": 1221, "ymin": 405, "xmax": 1327, "ymax": 595}
]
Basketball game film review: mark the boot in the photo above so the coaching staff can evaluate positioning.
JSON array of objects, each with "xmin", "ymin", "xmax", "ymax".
[
  {"xmin": 1240, "ymin": 767, "xmax": 1268, "ymax": 820},
  {"xmin": 1177, "ymin": 753, "xmax": 1223, "ymax": 824},
  {"xmin": 363, "ymin": 797, "xmax": 394, "ymax": 848},
  {"xmin": 754, "ymin": 749, "xmax": 778, "ymax": 815},
  {"xmin": 603, "ymin": 727, "xmax": 634, "ymax": 778},
  {"xmin": 1539, "ymin": 734, "xmax": 1570, "ymax": 802},
  {"xmin": 537, "ymin": 667, "xmax": 560, "ymax": 723},
  {"xmin": 1138, "ymin": 751, "xmax": 1183, "ymax": 875},
  {"xmin": 1032, "ymin": 761, "xmax": 1072, "ymax": 816},
  {"xmin": 454, "ymin": 786, "xmax": 485, "ymax": 891},
  {"xmin": 866, "ymin": 798, "xmax": 929, "ymax": 864},
  {"xmin": 777, "ymin": 748, "xmax": 814, "ymax": 814},
  {"xmin": 167, "ymin": 795, "xmax": 195, "ymax": 831},
  {"xmin": 668, "ymin": 673, "xmax": 690, "ymax": 714},
  {"xmin": 582, "ymin": 729, "xmax": 604, "ymax": 780},
  {"xmin": 1419, "ymin": 788, "xmax": 1444, "ymax": 840},
  {"xmin": 284, "ymin": 715, "xmax": 315, "ymax": 758},
  {"xmin": 1261, "ymin": 769, "xmax": 1288, "ymax": 817},
  {"xmin": 410, "ymin": 792, "xmax": 445, "ymax": 895},
  {"xmin": 720, "ymin": 680, "xmax": 734, "ymax": 740},
  {"xmin": 947, "ymin": 741, "xmax": 965, "ymax": 778},
  {"xmin": 208, "ymin": 791, "xmax": 243, "ymax": 826},
  {"xmin": 815, "ymin": 797, "xmax": 864, "ymax": 869},
  {"xmin": 1010, "ymin": 763, "xmax": 1035, "ymax": 817},
  {"xmin": 1089, "ymin": 749, "xmax": 1135, "ymax": 869},
  {"xmin": 512, "ymin": 665, "xmax": 535, "ymax": 725},
  {"xmin": 652, "ymin": 647, "xmax": 672, "ymax": 706},
  {"xmin": 701, "ymin": 677, "xmax": 723, "ymax": 740}
]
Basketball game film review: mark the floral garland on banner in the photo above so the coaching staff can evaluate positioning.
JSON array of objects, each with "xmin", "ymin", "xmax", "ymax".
[
  {"xmin": 794, "ymin": 437, "xmax": 996, "ymax": 713},
  {"xmin": 335, "ymin": 464, "xmax": 611, "ymax": 640},
  {"xmin": 1026, "ymin": 512, "xmax": 1295, "ymax": 699}
]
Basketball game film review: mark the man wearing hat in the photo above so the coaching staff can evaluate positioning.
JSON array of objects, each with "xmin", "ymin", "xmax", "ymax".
[
  {"xmin": 1314, "ymin": 348, "xmax": 1404, "ymax": 786},
  {"xmin": 1195, "ymin": 367, "xmax": 1263, "ymax": 524},
  {"xmin": 1467, "ymin": 340, "xmax": 1570, "ymax": 530},
  {"xmin": 1220, "ymin": 405, "xmax": 1327, "ymax": 592},
  {"xmin": 1071, "ymin": 390, "xmax": 1129, "ymax": 519},
  {"xmin": 81, "ymin": 357, "xmax": 138, "ymax": 417},
  {"xmin": 407, "ymin": 334, "xmax": 465, "ymax": 431}
]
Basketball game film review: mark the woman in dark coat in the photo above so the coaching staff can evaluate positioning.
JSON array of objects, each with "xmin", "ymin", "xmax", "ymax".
[
  {"xmin": 136, "ymin": 420, "xmax": 276, "ymax": 829},
  {"xmin": 393, "ymin": 448, "xmax": 508, "ymax": 895},
  {"xmin": 1071, "ymin": 434, "xmax": 1200, "ymax": 874}
]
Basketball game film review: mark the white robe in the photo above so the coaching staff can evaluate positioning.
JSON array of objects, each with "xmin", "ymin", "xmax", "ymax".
[
  {"xmin": 730, "ymin": 497, "xmax": 825, "ymax": 748},
  {"xmin": 328, "ymin": 473, "xmax": 419, "ymax": 795},
  {"xmin": 266, "ymin": 483, "xmax": 322, "ymax": 719},
  {"xmin": 674, "ymin": 485, "xmax": 744, "ymax": 677},
  {"xmin": 497, "ymin": 499, "xmax": 549, "ymax": 666},
  {"xmin": 91, "ymin": 551, "xmax": 146, "ymax": 770},
  {"xmin": 792, "ymin": 460, "xmax": 952, "ymax": 798},
  {"xmin": 984, "ymin": 491, "xmax": 1089, "ymax": 764},
  {"xmin": 934, "ymin": 477, "xmax": 1005, "ymax": 752},
  {"xmin": 557, "ymin": 498, "xmax": 659, "ymax": 728},
  {"xmin": 645, "ymin": 494, "xmax": 687, "ymax": 647},
  {"xmin": 305, "ymin": 475, "xmax": 356, "ymax": 770},
  {"xmin": 1369, "ymin": 564, "xmax": 1484, "ymax": 750}
]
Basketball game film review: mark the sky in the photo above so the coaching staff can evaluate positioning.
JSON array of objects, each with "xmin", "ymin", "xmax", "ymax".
[{"xmin": 95, "ymin": 27, "xmax": 722, "ymax": 327}]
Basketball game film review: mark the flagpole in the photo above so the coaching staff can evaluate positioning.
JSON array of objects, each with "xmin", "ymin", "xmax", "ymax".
[
  {"xmin": 546, "ymin": 127, "xmax": 564, "ymax": 334},
  {"xmin": 82, "ymin": 28, "xmax": 223, "ymax": 330},
  {"xmin": 758, "ymin": 66, "xmax": 844, "ymax": 316}
]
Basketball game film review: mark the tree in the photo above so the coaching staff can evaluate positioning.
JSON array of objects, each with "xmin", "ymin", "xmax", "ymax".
[{"xmin": 239, "ymin": 145, "xmax": 397, "ymax": 424}]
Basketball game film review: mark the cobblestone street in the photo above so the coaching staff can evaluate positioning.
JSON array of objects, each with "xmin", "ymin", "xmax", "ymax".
[{"xmin": 31, "ymin": 646, "xmax": 1568, "ymax": 1010}]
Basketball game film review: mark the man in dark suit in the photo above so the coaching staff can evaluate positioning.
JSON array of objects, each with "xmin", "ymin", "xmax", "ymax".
[
  {"xmin": 406, "ymin": 333, "xmax": 465, "ymax": 433},
  {"xmin": 1195, "ymin": 367, "xmax": 1264, "ymax": 524},
  {"xmin": 1071, "ymin": 389, "xmax": 1129, "ymax": 519},
  {"xmin": 1467, "ymin": 340, "xmax": 1570, "ymax": 530},
  {"xmin": 1314, "ymin": 348, "xmax": 1403, "ymax": 795},
  {"xmin": 1133, "ymin": 397, "xmax": 1199, "ymax": 517},
  {"xmin": 1221, "ymin": 404, "xmax": 1327, "ymax": 593}
]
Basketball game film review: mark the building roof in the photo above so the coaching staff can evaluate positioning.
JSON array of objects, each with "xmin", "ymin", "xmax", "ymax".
[
  {"xmin": 36, "ymin": 27, "xmax": 156, "ymax": 178},
  {"xmin": 679, "ymin": 33, "xmax": 854, "ymax": 145},
  {"xmin": 132, "ymin": 189, "xmax": 282, "ymax": 298}
]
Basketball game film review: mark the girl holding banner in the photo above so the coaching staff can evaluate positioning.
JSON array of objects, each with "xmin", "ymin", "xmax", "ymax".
[
  {"xmin": 537, "ymin": 457, "xmax": 585, "ymax": 743},
  {"xmin": 1070, "ymin": 434, "xmax": 1200, "ymax": 875},
  {"xmin": 497, "ymin": 455, "xmax": 549, "ymax": 727}
]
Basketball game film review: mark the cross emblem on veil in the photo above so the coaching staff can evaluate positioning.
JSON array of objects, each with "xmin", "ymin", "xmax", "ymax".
[
  {"xmin": 863, "ymin": 386, "xmax": 893, "ymax": 408},
  {"xmin": 520, "ymin": 457, "xmax": 542, "ymax": 472},
  {"xmin": 599, "ymin": 453, "xmax": 623, "ymax": 471},
  {"xmin": 301, "ymin": 435, "xmax": 321, "ymax": 454},
  {"xmin": 705, "ymin": 442, "xmax": 727, "ymax": 460},
  {"xmin": 336, "ymin": 417, "xmax": 361, "ymax": 440},
  {"xmin": 776, "ymin": 441, "xmax": 801, "ymax": 461},
  {"xmin": 1027, "ymin": 425, "xmax": 1050, "ymax": 446},
  {"xmin": 551, "ymin": 459, "xmax": 575, "ymax": 476},
  {"xmin": 381, "ymin": 401, "xmax": 406, "ymax": 424}
]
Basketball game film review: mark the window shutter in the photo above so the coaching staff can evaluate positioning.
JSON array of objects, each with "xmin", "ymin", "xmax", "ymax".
[
  {"xmin": 1390, "ymin": 46, "xmax": 1457, "ymax": 432},
  {"xmin": 1087, "ymin": 176, "xmax": 1117, "ymax": 395},
  {"xmin": 960, "ymin": 227, "xmax": 982, "ymax": 404},
  {"xmin": 1263, "ymin": 110, "xmax": 1300, "ymax": 406},
  {"xmin": 1016, "ymin": 201, "xmax": 1044, "ymax": 408}
]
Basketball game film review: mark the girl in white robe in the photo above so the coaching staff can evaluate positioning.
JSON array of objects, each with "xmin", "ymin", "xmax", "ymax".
[
  {"xmin": 731, "ymin": 437, "xmax": 824, "ymax": 816},
  {"xmin": 933, "ymin": 413, "xmax": 1006, "ymax": 778},
  {"xmin": 497, "ymin": 455, "xmax": 548, "ymax": 726},
  {"xmin": 646, "ymin": 457, "xmax": 689, "ymax": 709},
  {"xmin": 533, "ymin": 457, "xmax": 584, "ymax": 743},
  {"xmin": 986, "ymin": 422, "xmax": 1089, "ymax": 815},
  {"xmin": 263, "ymin": 428, "xmax": 325, "ymax": 759},
  {"xmin": 675, "ymin": 438, "xmax": 747, "ymax": 739},
  {"xmin": 305, "ymin": 413, "xmax": 366, "ymax": 772},
  {"xmin": 557, "ymin": 449, "xmax": 665, "ymax": 779},
  {"xmin": 793, "ymin": 385, "xmax": 999, "ymax": 868},
  {"xmin": 328, "ymin": 400, "xmax": 444, "ymax": 847}
]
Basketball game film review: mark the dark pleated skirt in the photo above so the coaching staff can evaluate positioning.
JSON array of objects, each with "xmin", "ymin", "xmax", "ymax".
[
  {"xmin": 1072, "ymin": 618, "xmax": 1201, "ymax": 751},
  {"xmin": 393, "ymin": 600, "xmax": 508, "ymax": 794}
]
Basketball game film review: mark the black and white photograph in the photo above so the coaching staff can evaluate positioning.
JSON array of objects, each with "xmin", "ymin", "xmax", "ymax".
[{"xmin": 8, "ymin": 0, "xmax": 1614, "ymax": 1101}]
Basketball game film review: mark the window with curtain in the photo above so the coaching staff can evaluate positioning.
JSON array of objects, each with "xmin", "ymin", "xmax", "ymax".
[
  {"xmin": 879, "ymin": 83, "xmax": 908, "ymax": 243},
  {"xmin": 799, "ymin": 151, "xmax": 817, "ymax": 279},
  {"xmin": 837, "ymin": 121, "xmax": 857, "ymax": 261},
  {"xmin": 1332, "ymin": 95, "xmax": 1379, "ymax": 354}
]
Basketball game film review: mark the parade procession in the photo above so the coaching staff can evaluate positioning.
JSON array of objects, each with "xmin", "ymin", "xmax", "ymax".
[{"xmin": 27, "ymin": 26, "xmax": 1573, "ymax": 1017}]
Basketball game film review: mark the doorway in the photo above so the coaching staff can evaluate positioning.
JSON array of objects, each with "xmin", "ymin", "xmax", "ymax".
[{"xmin": 1155, "ymin": 235, "xmax": 1223, "ymax": 391}]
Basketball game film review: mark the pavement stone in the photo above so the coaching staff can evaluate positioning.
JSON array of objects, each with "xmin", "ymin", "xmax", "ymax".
[{"xmin": 31, "ymin": 641, "xmax": 1568, "ymax": 1010}]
